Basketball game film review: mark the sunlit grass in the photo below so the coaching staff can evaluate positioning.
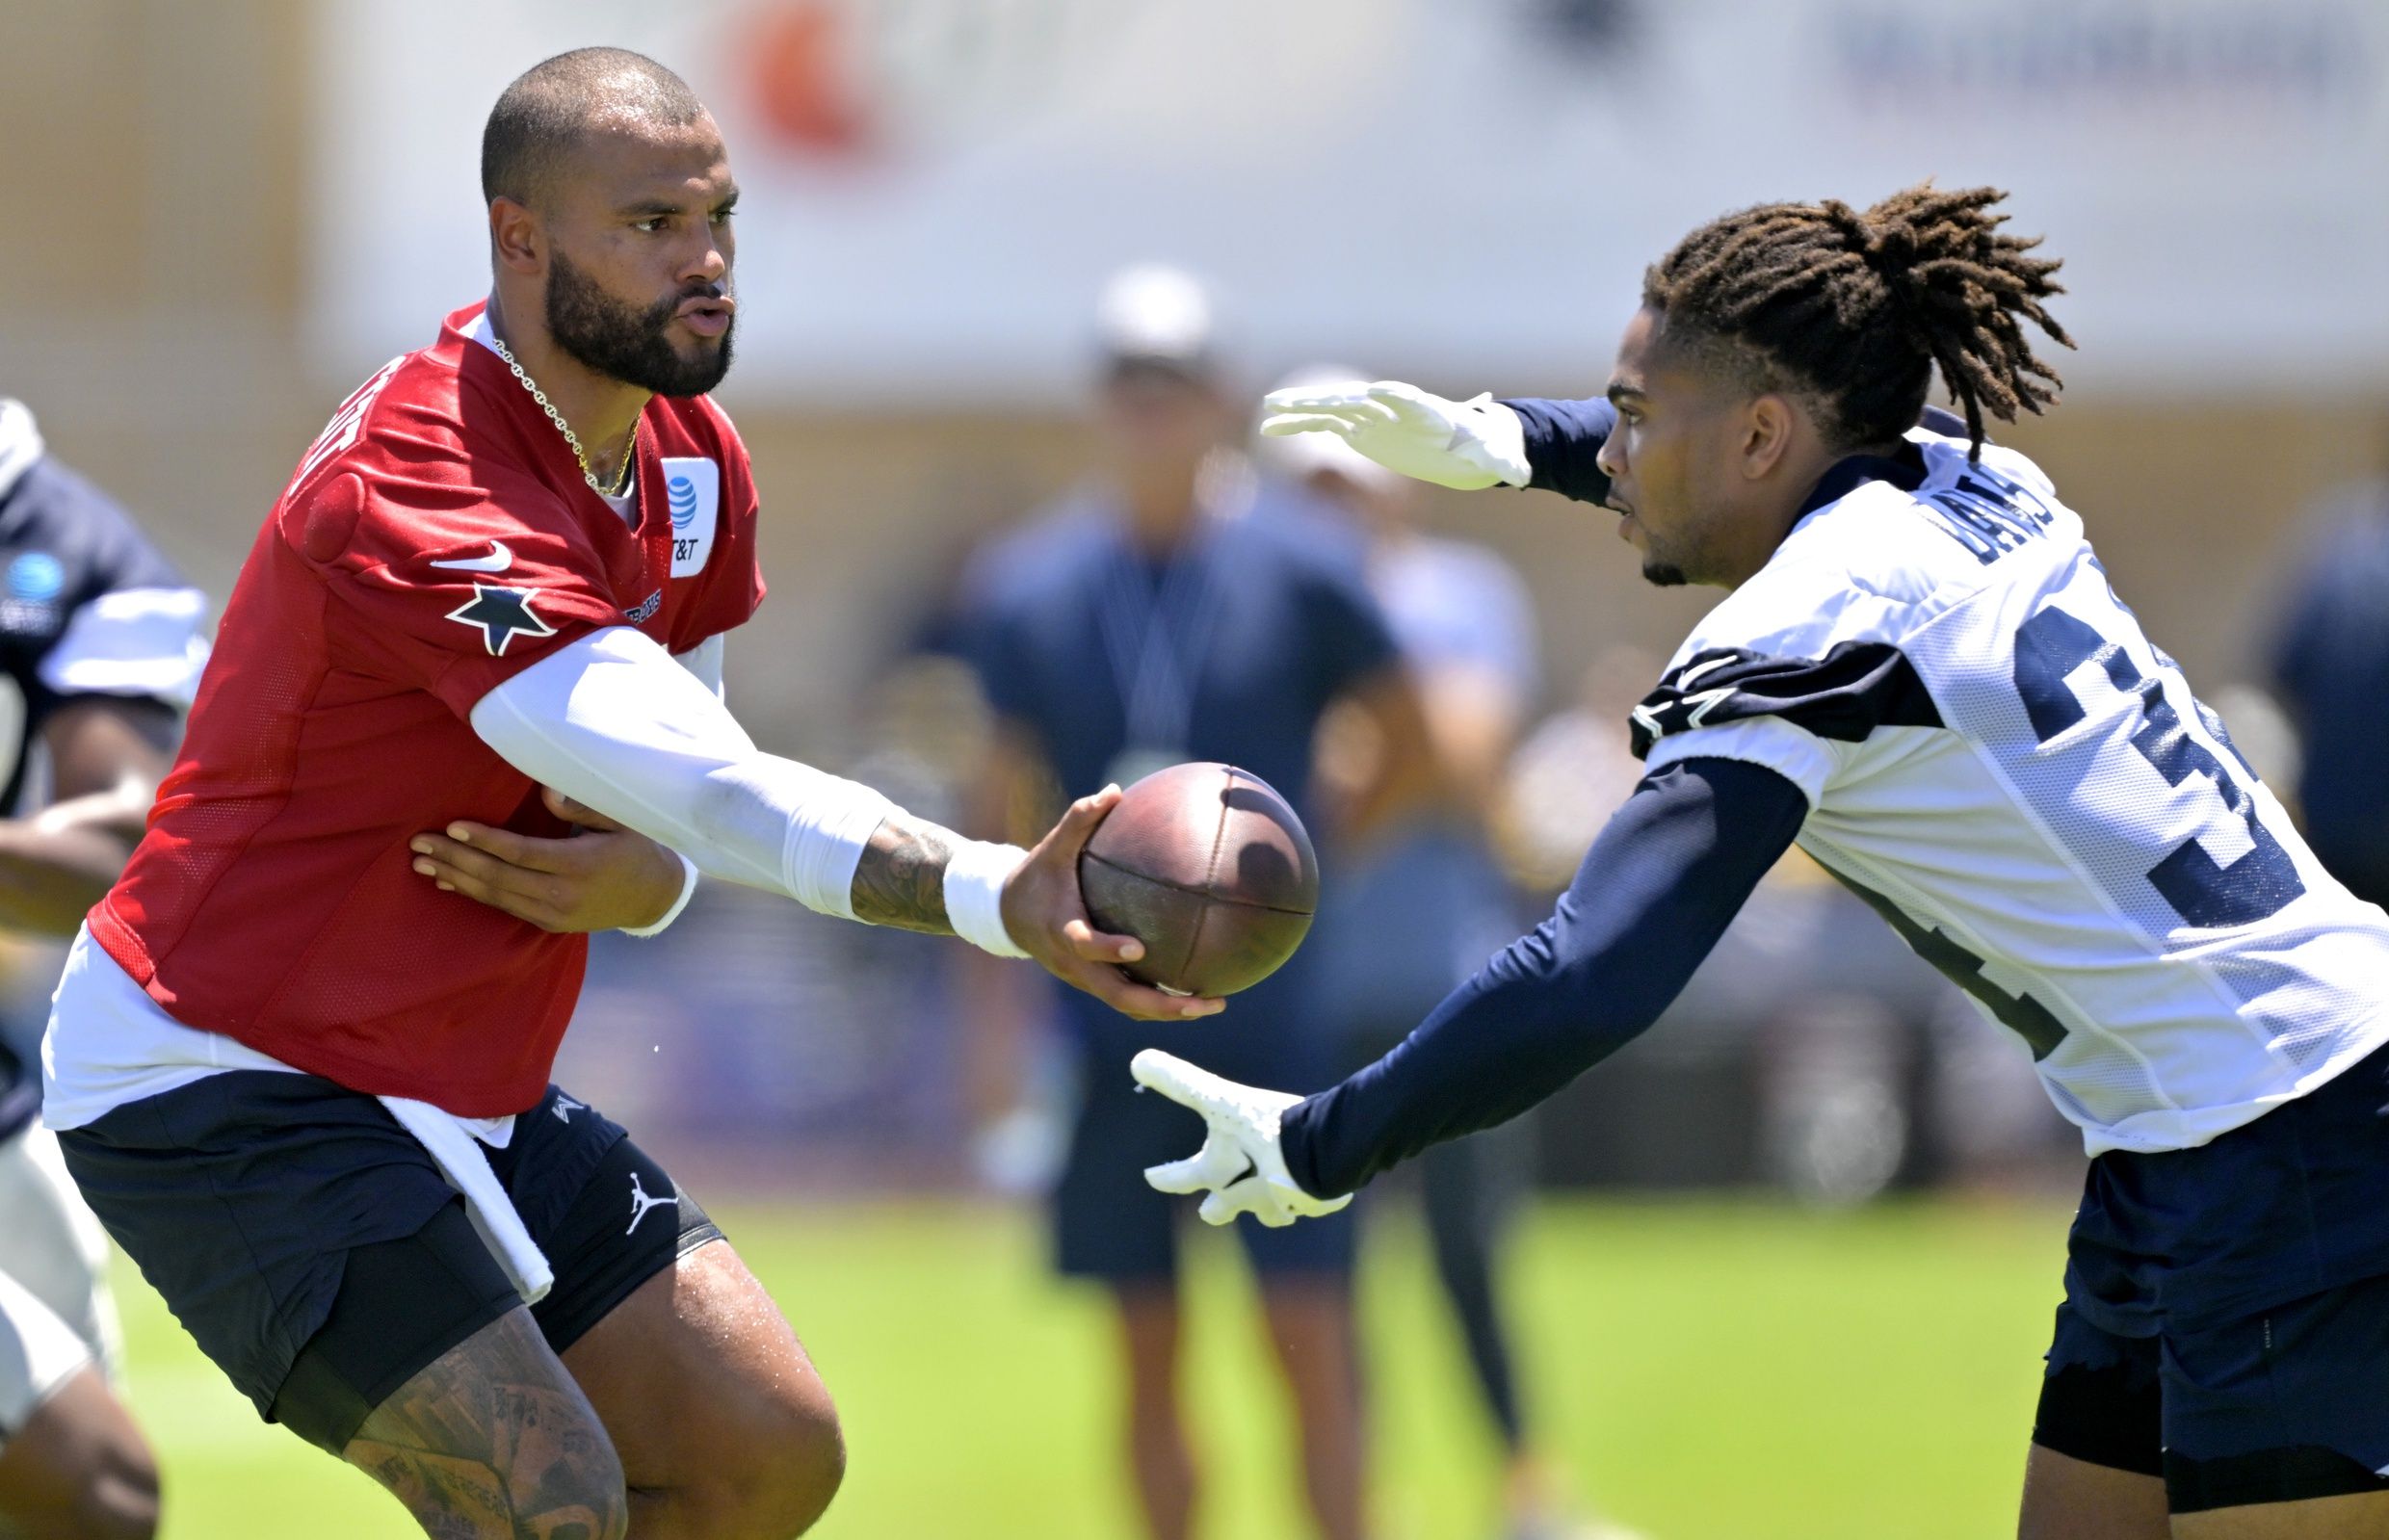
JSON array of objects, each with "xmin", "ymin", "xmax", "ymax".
[{"xmin": 118, "ymin": 1194, "xmax": 2065, "ymax": 1539}]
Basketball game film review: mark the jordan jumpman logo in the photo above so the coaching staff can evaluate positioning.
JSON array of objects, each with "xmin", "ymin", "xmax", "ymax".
[{"xmin": 625, "ymin": 1171, "xmax": 679, "ymax": 1236}]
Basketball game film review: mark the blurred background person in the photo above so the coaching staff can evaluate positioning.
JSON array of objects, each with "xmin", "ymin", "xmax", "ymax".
[
  {"xmin": 1261, "ymin": 370, "xmax": 1630, "ymax": 1540},
  {"xmin": 2265, "ymin": 458, "xmax": 2389, "ymax": 909},
  {"xmin": 0, "ymin": 398, "xmax": 209, "ymax": 1539},
  {"xmin": 951, "ymin": 270, "xmax": 1433, "ymax": 1540}
]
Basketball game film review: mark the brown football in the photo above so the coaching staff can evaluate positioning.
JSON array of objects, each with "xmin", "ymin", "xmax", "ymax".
[{"xmin": 1077, "ymin": 762, "xmax": 1320, "ymax": 997}]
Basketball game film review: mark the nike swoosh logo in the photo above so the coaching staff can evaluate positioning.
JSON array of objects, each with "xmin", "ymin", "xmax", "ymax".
[{"xmin": 430, "ymin": 541, "xmax": 513, "ymax": 573}]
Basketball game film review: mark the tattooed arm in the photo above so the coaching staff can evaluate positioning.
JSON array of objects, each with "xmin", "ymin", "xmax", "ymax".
[
  {"xmin": 846, "ymin": 796, "xmax": 1223, "ymax": 1023},
  {"xmin": 848, "ymin": 812, "xmax": 958, "ymax": 934}
]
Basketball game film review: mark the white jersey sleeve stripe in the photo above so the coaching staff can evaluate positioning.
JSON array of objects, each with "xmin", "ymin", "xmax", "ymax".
[
  {"xmin": 37, "ymin": 587, "xmax": 211, "ymax": 707},
  {"xmin": 1643, "ymin": 718, "xmax": 1837, "ymax": 808}
]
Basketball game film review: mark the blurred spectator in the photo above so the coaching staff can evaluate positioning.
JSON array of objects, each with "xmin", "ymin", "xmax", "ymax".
[
  {"xmin": 2266, "ymin": 472, "xmax": 2389, "ymax": 906},
  {"xmin": 1261, "ymin": 370, "xmax": 1604, "ymax": 1538},
  {"xmin": 950, "ymin": 270, "xmax": 1431, "ymax": 1540},
  {"xmin": 1495, "ymin": 647, "xmax": 1656, "ymax": 894},
  {"xmin": 0, "ymin": 398, "xmax": 203, "ymax": 1538}
]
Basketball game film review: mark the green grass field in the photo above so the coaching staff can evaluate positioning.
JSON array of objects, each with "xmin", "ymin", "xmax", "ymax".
[{"xmin": 115, "ymin": 1194, "xmax": 2069, "ymax": 1539}]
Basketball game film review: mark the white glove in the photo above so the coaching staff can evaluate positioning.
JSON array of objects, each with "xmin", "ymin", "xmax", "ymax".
[
  {"xmin": 1258, "ymin": 380, "xmax": 1532, "ymax": 491},
  {"xmin": 1132, "ymin": 1049, "xmax": 1353, "ymax": 1227}
]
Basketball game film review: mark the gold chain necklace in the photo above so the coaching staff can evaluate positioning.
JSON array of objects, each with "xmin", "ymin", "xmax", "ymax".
[{"xmin": 487, "ymin": 334, "xmax": 639, "ymax": 499}]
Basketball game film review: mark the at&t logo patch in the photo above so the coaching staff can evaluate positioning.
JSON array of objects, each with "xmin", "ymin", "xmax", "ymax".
[{"xmin": 658, "ymin": 457, "xmax": 720, "ymax": 578}]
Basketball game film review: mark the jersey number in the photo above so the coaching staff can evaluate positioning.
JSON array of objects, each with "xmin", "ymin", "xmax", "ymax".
[
  {"xmin": 2012, "ymin": 605, "xmax": 2302, "ymax": 928},
  {"xmin": 1833, "ymin": 871, "xmax": 2069, "ymax": 1059}
]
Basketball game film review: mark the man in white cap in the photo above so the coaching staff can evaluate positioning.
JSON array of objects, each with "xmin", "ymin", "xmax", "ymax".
[
  {"xmin": 952, "ymin": 272, "xmax": 1434, "ymax": 1540},
  {"xmin": 1262, "ymin": 372, "xmax": 1625, "ymax": 1540}
]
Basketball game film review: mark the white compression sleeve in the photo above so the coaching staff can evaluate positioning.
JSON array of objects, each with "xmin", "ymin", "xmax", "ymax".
[
  {"xmin": 611, "ymin": 633, "xmax": 728, "ymax": 938},
  {"xmin": 671, "ymin": 632, "xmax": 725, "ymax": 700},
  {"xmin": 468, "ymin": 627, "xmax": 895, "ymax": 919}
]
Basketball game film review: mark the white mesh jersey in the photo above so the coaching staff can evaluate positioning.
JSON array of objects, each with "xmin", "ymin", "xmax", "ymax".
[{"xmin": 1634, "ymin": 426, "xmax": 2389, "ymax": 1156}]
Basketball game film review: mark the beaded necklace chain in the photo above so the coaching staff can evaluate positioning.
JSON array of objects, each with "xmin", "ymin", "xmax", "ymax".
[{"xmin": 488, "ymin": 334, "xmax": 639, "ymax": 498}]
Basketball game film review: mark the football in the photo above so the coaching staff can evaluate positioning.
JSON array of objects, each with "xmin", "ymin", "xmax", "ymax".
[{"xmin": 1077, "ymin": 762, "xmax": 1320, "ymax": 997}]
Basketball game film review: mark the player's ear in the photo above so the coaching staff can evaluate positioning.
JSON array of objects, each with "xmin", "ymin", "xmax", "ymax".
[
  {"xmin": 1740, "ymin": 393, "xmax": 1798, "ymax": 482},
  {"xmin": 488, "ymin": 196, "xmax": 543, "ymax": 275}
]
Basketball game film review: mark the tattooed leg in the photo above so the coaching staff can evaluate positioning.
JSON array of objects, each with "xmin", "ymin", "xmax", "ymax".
[
  {"xmin": 563, "ymin": 1241, "xmax": 844, "ymax": 1539},
  {"xmin": 344, "ymin": 1307, "xmax": 626, "ymax": 1540}
]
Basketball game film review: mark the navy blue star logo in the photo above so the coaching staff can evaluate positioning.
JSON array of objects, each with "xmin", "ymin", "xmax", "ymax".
[{"xmin": 444, "ymin": 584, "xmax": 557, "ymax": 656}]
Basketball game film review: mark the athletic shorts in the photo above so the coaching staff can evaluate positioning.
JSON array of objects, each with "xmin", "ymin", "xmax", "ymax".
[
  {"xmin": 1053, "ymin": 1001, "xmax": 1356, "ymax": 1285},
  {"xmin": 57, "ymin": 1072, "xmax": 720, "ymax": 1454},
  {"xmin": 2034, "ymin": 1036, "xmax": 2389, "ymax": 1511}
]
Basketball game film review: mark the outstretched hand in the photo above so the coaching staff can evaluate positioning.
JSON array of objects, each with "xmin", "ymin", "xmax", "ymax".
[
  {"xmin": 1001, "ymin": 787, "xmax": 1225, "ymax": 1023},
  {"xmin": 411, "ymin": 786, "xmax": 689, "ymax": 934},
  {"xmin": 1258, "ymin": 379, "xmax": 1533, "ymax": 491},
  {"xmin": 1132, "ymin": 1049, "xmax": 1350, "ymax": 1227}
]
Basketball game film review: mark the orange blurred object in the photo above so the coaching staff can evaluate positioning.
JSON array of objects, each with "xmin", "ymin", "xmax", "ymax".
[{"xmin": 746, "ymin": 4, "xmax": 874, "ymax": 158}]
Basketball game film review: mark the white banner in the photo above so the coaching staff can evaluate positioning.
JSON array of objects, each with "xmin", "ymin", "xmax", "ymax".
[{"xmin": 311, "ymin": 0, "xmax": 2389, "ymax": 403}]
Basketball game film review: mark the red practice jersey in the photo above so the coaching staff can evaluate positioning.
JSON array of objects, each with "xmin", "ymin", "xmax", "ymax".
[{"xmin": 90, "ymin": 302, "xmax": 766, "ymax": 1115}]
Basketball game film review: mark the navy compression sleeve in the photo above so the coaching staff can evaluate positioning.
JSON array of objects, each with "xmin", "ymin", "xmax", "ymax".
[
  {"xmin": 1278, "ymin": 756, "xmax": 1809, "ymax": 1199},
  {"xmin": 1499, "ymin": 397, "xmax": 1618, "ymax": 507}
]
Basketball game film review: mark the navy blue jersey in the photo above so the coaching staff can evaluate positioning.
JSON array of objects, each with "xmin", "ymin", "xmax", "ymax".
[
  {"xmin": 958, "ymin": 484, "xmax": 1400, "ymax": 824},
  {"xmin": 0, "ymin": 406, "xmax": 209, "ymax": 1135},
  {"xmin": 0, "ymin": 458, "xmax": 201, "ymax": 806},
  {"xmin": 956, "ymin": 480, "xmax": 1401, "ymax": 1037}
]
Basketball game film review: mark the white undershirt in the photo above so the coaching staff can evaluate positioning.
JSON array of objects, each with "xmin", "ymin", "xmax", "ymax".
[{"xmin": 39, "ymin": 929, "xmax": 553, "ymax": 1301}]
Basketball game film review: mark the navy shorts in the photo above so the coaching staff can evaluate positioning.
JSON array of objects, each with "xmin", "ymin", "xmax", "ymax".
[
  {"xmin": 58, "ymin": 1072, "xmax": 719, "ymax": 1453},
  {"xmin": 1054, "ymin": 982, "xmax": 1357, "ymax": 1285},
  {"xmin": 2035, "ymin": 1037, "xmax": 2389, "ymax": 1511}
]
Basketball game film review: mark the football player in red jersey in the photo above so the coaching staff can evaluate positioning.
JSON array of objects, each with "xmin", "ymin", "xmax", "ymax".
[{"xmin": 39, "ymin": 48, "xmax": 1214, "ymax": 1540}]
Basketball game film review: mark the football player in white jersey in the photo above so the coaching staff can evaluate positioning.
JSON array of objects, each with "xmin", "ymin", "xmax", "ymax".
[{"xmin": 1134, "ymin": 184, "xmax": 2389, "ymax": 1538}]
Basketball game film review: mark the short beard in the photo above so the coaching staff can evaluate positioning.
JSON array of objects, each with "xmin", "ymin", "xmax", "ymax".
[
  {"xmin": 544, "ymin": 248, "xmax": 733, "ymax": 398},
  {"xmin": 1641, "ymin": 560, "xmax": 1689, "ymax": 587}
]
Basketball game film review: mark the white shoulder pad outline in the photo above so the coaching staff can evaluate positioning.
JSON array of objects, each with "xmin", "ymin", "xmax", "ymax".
[{"xmin": 39, "ymin": 587, "xmax": 212, "ymax": 707}]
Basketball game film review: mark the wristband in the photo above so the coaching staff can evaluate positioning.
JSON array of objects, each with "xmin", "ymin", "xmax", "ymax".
[
  {"xmin": 619, "ymin": 851, "xmax": 699, "ymax": 939},
  {"xmin": 943, "ymin": 839, "xmax": 1030, "ymax": 958}
]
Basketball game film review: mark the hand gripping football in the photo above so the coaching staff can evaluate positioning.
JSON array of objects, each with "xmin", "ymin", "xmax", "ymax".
[{"xmin": 1076, "ymin": 763, "xmax": 1319, "ymax": 998}]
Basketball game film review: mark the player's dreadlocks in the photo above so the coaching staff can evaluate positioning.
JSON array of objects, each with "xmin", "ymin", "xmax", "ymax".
[
  {"xmin": 1642, "ymin": 183, "xmax": 2073, "ymax": 459},
  {"xmin": 482, "ymin": 47, "xmax": 704, "ymax": 209}
]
